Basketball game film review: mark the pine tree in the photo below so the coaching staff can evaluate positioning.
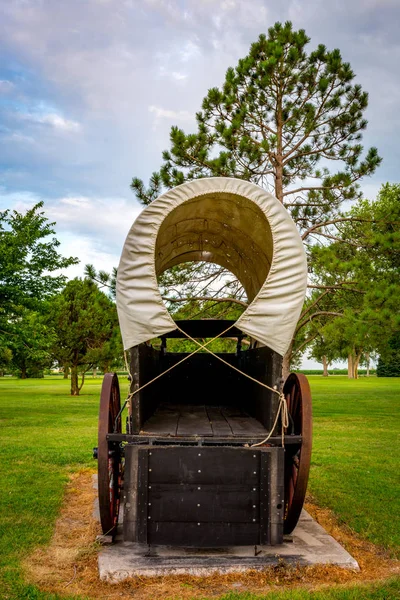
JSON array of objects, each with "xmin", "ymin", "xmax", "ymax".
[
  {"xmin": 131, "ymin": 22, "xmax": 382, "ymax": 374},
  {"xmin": 132, "ymin": 21, "xmax": 380, "ymax": 227}
]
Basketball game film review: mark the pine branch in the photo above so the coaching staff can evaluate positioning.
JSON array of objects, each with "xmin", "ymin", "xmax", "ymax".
[{"xmin": 301, "ymin": 218, "xmax": 375, "ymax": 240}]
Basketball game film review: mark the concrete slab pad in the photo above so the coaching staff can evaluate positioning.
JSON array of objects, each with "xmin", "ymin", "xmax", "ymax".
[
  {"xmin": 98, "ymin": 511, "xmax": 359, "ymax": 581},
  {"xmin": 93, "ymin": 476, "xmax": 359, "ymax": 582}
]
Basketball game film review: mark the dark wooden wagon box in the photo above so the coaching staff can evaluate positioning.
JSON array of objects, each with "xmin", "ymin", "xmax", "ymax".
[
  {"xmin": 98, "ymin": 320, "xmax": 311, "ymax": 547},
  {"xmin": 124, "ymin": 445, "xmax": 284, "ymax": 546}
]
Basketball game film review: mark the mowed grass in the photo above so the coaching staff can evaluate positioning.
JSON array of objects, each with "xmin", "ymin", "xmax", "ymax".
[
  {"xmin": 309, "ymin": 376, "xmax": 400, "ymax": 554},
  {"xmin": 0, "ymin": 375, "xmax": 399, "ymax": 599},
  {"xmin": 0, "ymin": 376, "xmax": 129, "ymax": 599}
]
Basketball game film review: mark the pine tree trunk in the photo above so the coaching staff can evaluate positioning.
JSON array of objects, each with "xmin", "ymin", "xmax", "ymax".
[
  {"xmin": 70, "ymin": 366, "xmax": 80, "ymax": 396},
  {"xmin": 63, "ymin": 365, "xmax": 69, "ymax": 379},
  {"xmin": 0, "ymin": 370, "xmax": 4, "ymax": 377},
  {"xmin": 20, "ymin": 365, "xmax": 27, "ymax": 379},
  {"xmin": 366, "ymin": 352, "xmax": 370, "ymax": 377},
  {"xmin": 275, "ymin": 166, "xmax": 283, "ymax": 202},
  {"xmin": 274, "ymin": 90, "xmax": 284, "ymax": 203},
  {"xmin": 322, "ymin": 355, "xmax": 329, "ymax": 377},
  {"xmin": 93, "ymin": 367, "xmax": 97, "ymax": 378},
  {"xmin": 347, "ymin": 354, "xmax": 354, "ymax": 379}
]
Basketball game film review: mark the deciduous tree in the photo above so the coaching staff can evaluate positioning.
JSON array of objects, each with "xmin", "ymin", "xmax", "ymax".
[
  {"xmin": 8, "ymin": 310, "xmax": 55, "ymax": 379},
  {"xmin": 0, "ymin": 202, "xmax": 78, "ymax": 375},
  {"xmin": 0, "ymin": 202, "xmax": 78, "ymax": 319},
  {"xmin": 305, "ymin": 183, "xmax": 400, "ymax": 377},
  {"xmin": 49, "ymin": 279, "xmax": 119, "ymax": 395}
]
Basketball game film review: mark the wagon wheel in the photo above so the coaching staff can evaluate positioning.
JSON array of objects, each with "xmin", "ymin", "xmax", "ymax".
[
  {"xmin": 283, "ymin": 373, "xmax": 312, "ymax": 534},
  {"xmin": 98, "ymin": 372, "xmax": 122, "ymax": 537}
]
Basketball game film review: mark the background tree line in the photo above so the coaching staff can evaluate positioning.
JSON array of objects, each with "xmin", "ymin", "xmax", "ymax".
[{"xmin": 0, "ymin": 203, "xmax": 123, "ymax": 395}]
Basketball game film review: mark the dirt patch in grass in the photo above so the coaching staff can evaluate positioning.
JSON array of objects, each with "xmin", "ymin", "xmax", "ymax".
[{"xmin": 23, "ymin": 470, "xmax": 400, "ymax": 600}]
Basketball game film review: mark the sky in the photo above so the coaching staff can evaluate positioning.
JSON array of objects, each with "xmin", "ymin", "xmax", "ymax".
[{"xmin": 1, "ymin": 0, "xmax": 399, "ymax": 368}]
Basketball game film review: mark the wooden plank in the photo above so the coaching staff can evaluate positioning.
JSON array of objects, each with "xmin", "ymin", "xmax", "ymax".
[
  {"xmin": 148, "ymin": 522, "xmax": 260, "ymax": 546},
  {"xmin": 123, "ymin": 445, "xmax": 139, "ymax": 542},
  {"xmin": 148, "ymin": 486, "xmax": 259, "ymax": 522},
  {"xmin": 148, "ymin": 447, "xmax": 260, "ymax": 485},
  {"xmin": 221, "ymin": 407, "xmax": 268, "ymax": 436},
  {"xmin": 129, "ymin": 346, "xmax": 141, "ymax": 434},
  {"xmin": 161, "ymin": 319, "xmax": 241, "ymax": 339},
  {"xmin": 136, "ymin": 448, "xmax": 149, "ymax": 543},
  {"xmin": 259, "ymin": 450, "xmax": 269, "ymax": 545},
  {"xmin": 140, "ymin": 405, "xmax": 179, "ymax": 436},
  {"xmin": 138, "ymin": 403, "xmax": 276, "ymax": 438},
  {"xmin": 177, "ymin": 405, "xmax": 213, "ymax": 436},
  {"xmin": 148, "ymin": 483, "xmax": 257, "ymax": 494},
  {"xmin": 267, "ymin": 447, "xmax": 284, "ymax": 545},
  {"xmin": 206, "ymin": 406, "xmax": 233, "ymax": 436},
  {"xmin": 107, "ymin": 432, "xmax": 302, "ymax": 445},
  {"xmin": 241, "ymin": 347, "xmax": 283, "ymax": 431}
]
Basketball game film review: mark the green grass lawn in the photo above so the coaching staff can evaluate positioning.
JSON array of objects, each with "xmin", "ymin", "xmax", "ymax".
[
  {"xmin": 309, "ymin": 376, "xmax": 400, "ymax": 554},
  {"xmin": 0, "ymin": 375, "xmax": 399, "ymax": 599}
]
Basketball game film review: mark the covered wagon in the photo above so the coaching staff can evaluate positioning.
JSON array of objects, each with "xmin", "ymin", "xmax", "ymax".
[{"xmin": 95, "ymin": 177, "xmax": 312, "ymax": 548}]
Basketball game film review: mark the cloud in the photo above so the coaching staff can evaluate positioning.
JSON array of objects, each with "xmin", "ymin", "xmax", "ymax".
[
  {"xmin": 149, "ymin": 104, "xmax": 192, "ymax": 121},
  {"xmin": 20, "ymin": 111, "xmax": 81, "ymax": 132},
  {"xmin": 53, "ymin": 234, "xmax": 121, "ymax": 280},
  {"xmin": 0, "ymin": 188, "xmax": 142, "ymax": 278},
  {"xmin": 50, "ymin": 195, "xmax": 141, "ymax": 278},
  {"xmin": 36, "ymin": 113, "xmax": 80, "ymax": 132},
  {"xmin": 0, "ymin": 79, "xmax": 14, "ymax": 93},
  {"xmin": 179, "ymin": 40, "xmax": 201, "ymax": 62},
  {"xmin": 45, "ymin": 195, "xmax": 141, "ymax": 251},
  {"xmin": 2, "ymin": 132, "xmax": 36, "ymax": 145},
  {"xmin": 170, "ymin": 71, "xmax": 187, "ymax": 81}
]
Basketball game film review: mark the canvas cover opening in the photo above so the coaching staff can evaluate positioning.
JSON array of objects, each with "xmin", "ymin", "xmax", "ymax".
[{"xmin": 116, "ymin": 177, "xmax": 307, "ymax": 356}]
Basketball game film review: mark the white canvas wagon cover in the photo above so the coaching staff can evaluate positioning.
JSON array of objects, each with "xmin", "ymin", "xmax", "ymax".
[{"xmin": 116, "ymin": 177, "xmax": 307, "ymax": 356}]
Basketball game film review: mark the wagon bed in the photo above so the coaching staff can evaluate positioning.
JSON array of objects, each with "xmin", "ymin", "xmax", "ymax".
[{"xmin": 141, "ymin": 404, "xmax": 270, "ymax": 438}]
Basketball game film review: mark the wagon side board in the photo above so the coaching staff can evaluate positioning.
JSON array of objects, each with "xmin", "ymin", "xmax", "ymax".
[{"xmin": 123, "ymin": 445, "xmax": 284, "ymax": 547}]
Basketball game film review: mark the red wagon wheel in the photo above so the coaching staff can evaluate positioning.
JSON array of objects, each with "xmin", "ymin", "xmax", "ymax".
[
  {"xmin": 283, "ymin": 372, "xmax": 312, "ymax": 534},
  {"xmin": 98, "ymin": 372, "xmax": 122, "ymax": 537}
]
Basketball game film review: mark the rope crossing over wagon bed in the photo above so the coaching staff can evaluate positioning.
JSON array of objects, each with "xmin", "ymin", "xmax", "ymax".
[
  {"xmin": 122, "ymin": 322, "xmax": 290, "ymax": 448},
  {"xmin": 95, "ymin": 177, "xmax": 312, "ymax": 547}
]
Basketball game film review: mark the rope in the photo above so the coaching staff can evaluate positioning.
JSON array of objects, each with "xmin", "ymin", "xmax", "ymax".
[
  {"xmin": 121, "ymin": 323, "xmax": 289, "ymax": 447},
  {"xmin": 174, "ymin": 324, "xmax": 289, "ymax": 447},
  {"xmin": 251, "ymin": 392, "xmax": 288, "ymax": 447},
  {"xmin": 123, "ymin": 323, "xmax": 235, "ymax": 403}
]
